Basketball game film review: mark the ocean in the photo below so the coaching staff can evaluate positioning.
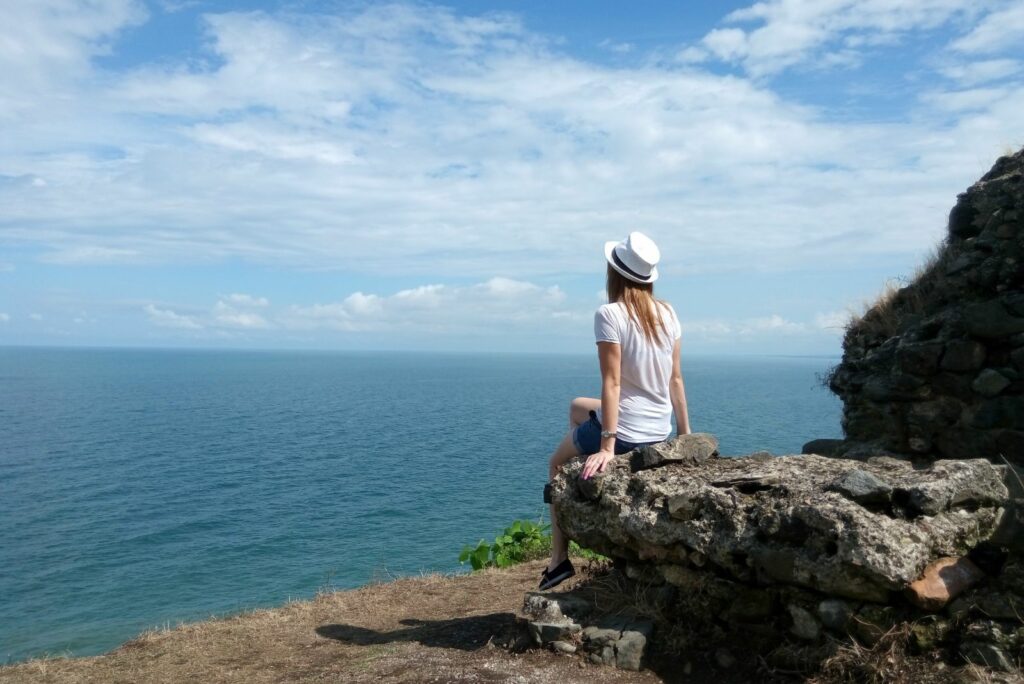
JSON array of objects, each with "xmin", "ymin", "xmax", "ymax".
[{"xmin": 0, "ymin": 347, "xmax": 841, "ymax": 663}]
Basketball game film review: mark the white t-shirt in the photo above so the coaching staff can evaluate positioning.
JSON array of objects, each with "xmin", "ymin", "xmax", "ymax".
[{"xmin": 593, "ymin": 301, "xmax": 682, "ymax": 443}]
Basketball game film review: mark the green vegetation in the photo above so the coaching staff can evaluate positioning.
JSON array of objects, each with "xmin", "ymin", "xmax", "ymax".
[{"xmin": 459, "ymin": 518, "xmax": 608, "ymax": 570}]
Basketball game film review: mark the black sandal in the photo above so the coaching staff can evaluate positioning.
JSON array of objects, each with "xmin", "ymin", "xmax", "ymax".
[{"xmin": 539, "ymin": 558, "xmax": 575, "ymax": 590}]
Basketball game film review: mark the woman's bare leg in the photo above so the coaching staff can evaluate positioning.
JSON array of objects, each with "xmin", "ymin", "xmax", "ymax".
[
  {"xmin": 569, "ymin": 397, "xmax": 600, "ymax": 430},
  {"xmin": 547, "ymin": 430, "xmax": 580, "ymax": 572}
]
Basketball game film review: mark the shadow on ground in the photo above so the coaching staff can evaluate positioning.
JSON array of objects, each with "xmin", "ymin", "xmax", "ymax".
[{"xmin": 316, "ymin": 613, "xmax": 519, "ymax": 651}]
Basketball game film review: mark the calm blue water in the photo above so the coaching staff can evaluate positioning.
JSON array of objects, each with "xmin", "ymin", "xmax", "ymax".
[{"xmin": 0, "ymin": 347, "xmax": 841, "ymax": 663}]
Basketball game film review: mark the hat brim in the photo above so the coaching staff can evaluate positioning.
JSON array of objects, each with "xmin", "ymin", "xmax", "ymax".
[{"xmin": 604, "ymin": 241, "xmax": 658, "ymax": 283}]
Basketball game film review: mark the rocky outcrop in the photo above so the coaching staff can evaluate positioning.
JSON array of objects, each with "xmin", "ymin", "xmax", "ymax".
[
  {"xmin": 552, "ymin": 437, "xmax": 1008, "ymax": 603},
  {"xmin": 548, "ymin": 435, "xmax": 1022, "ymax": 672},
  {"xmin": 827, "ymin": 148, "xmax": 1024, "ymax": 466}
]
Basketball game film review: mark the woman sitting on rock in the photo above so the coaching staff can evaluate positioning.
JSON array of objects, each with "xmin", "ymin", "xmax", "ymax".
[{"xmin": 541, "ymin": 231, "xmax": 691, "ymax": 590}]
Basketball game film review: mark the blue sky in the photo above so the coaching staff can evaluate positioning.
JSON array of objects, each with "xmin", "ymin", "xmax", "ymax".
[{"xmin": 1, "ymin": 0, "xmax": 1022, "ymax": 354}]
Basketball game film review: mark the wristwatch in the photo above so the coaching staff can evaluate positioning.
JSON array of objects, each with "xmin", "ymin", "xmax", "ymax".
[{"xmin": 600, "ymin": 430, "xmax": 617, "ymax": 439}]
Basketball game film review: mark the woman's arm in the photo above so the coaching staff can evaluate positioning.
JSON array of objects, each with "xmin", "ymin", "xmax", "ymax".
[
  {"xmin": 670, "ymin": 337, "xmax": 691, "ymax": 435},
  {"xmin": 581, "ymin": 341, "xmax": 620, "ymax": 479}
]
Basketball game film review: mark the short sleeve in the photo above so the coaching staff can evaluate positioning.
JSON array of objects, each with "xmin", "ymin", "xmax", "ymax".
[
  {"xmin": 594, "ymin": 305, "xmax": 620, "ymax": 344},
  {"xmin": 665, "ymin": 303, "xmax": 682, "ymax": 340}
]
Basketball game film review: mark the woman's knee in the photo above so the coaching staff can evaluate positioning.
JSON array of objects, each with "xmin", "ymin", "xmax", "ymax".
[{"xmin": 569, "ymin": 397, "xmax": 599, "ymax": 426}]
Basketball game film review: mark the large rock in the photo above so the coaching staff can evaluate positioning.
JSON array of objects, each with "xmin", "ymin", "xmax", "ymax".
[
  {"xmin": 830, "ymin": 148, "xmax": 1024, "ymax": 467},
  {"xmin": 551, "ymin": 451, "xmax": 1008, "ymax": 602}
]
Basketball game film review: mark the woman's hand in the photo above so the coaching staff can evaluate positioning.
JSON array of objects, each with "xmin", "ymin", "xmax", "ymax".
[{"xmin": 581, "ymin": 449, "xmax": 615, "ymax": 480}]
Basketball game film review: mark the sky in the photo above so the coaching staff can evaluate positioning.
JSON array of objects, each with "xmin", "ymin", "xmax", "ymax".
[{"xmin": 1, "ymin": 0, "xmax": 1022, "ymax": 355}]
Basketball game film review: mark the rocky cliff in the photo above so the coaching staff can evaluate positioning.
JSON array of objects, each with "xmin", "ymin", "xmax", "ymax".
[{"xmin": 828, "ymin": 148, "xmax": 1024, "ymax": 465}]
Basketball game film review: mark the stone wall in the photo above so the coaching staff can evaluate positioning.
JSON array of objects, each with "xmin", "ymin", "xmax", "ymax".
[
  {"xmin": 545, "ymin": 436, "xmax": 1022, "ymax": 673},
  {"xmin": 827, "ymin": 148, "xmax": 1024, "ymax": 466}
]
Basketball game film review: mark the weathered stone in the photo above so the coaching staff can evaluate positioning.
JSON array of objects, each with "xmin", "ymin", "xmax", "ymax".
[
  {"xmin": 523, "ymin": 592, "xmax": 592, "ymax": 623},
  {"xmin": 527, "ymin": 621, "xmax": 581, "ymax": 645},
  {"xmin": 949, "ymin": 591, "xmax": 1024, "ymax": 621},
  {"xmin": 551, "ymin": 451, "xmax": 1008, "ymax": 601},
  {"xmin": 973, "ymin": 368, "xmax": 1012, "ymax": 397},
  {"xmin": 898, "ymin": 342, "xmax": 945, "ymax": 375},
  {"xmin": 576, "ymin": 472, "xmax": 604, "ymax": 501},
  {"xmin": 614, "ymin": 624, "xmax": 653, "ymax": 671},
  {"xmin": 942, "ymin": 340, "xmax": 988, "ymax": 372},
  {"xmin": 906, "ymin": 557, "xmax": 986, "ymax": 611},
  {"xmin": 863, "ymin": 374, "xmax": 929, "ymax": 401},
  {"xmin": 788, "ymin": 604, "xmax": 821, "ymax": 641},
  {"xmin": 802, "ymin": 438, "xmax": 847, "ymax": 456},
  {"xmin": 818, "ymin": 599, "xmax": 854, "ymax": 632},
  {"xmin": 827, "ymin": 469, "xmax": 893, "ymax": 505},
  {"xmin": 630, "ymin": 433, "xmax": 718, "ymax": 471},
  {"xmin": 910, "ymin": 618, "xmax": 952, "ymax": 651},
  {"xmin": 550, "ymin": 639, "xmax": 576, "ymax": 654},
  {"xmin": 964, "ymin": 301, "xmax": 1024, "ymax": 338}
]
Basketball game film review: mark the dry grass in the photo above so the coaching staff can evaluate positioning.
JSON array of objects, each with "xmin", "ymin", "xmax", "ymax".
[
  {"xmin": 843, "ymin": 240, "xmax": 950, "ymax": 344},
  {"xmin": 4, "ymin": 561, "xmax": 1018, "ymax": 683},
  {"xmin": 0, "ymin": 560, "xmax": 659, "ymax": 684}
]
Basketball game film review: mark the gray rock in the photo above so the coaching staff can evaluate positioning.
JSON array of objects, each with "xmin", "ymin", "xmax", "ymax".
[
  {"xmin": 630, "ymin": 433, "xmax": 718, "ymax": 471},
  {"xmin": 550, "ymin": 640, "xmax": 576, "ymax": 654},
  {"xmin": 551, "ymin": 452, "xmax": 1007, "ymax": 601},
  {"xmin": 828, "ymin": 469, "xmax": 893, "ymax": 505},
  {"xmin": 615, "ymin": 627, "xmax": 651, "ymax": 671},
  {"xmin": 527, "ymin": 621, "xmax": 581, "ymax": 645},
  {"xmin": 964, "ymin": 301, "xmax": 1024, "ymax": 338},
  {"xmin": 576, "ymin": 472, "xmax": 604, "ymax": 501},
  {"xmin": 818, "ymin": 599, "xmax": 854, "ymax": 632},
  {"xmin": 802, "ymin": 438, "xmax": 847, "ymax": 456},
  {"xmin": 897, "ymin": 342, "xmax": 945, "ymax": 375},
  {"xmin": 788, "ymin": 604, "xmax": 821, "ymax": 641},
  {"xmin": 972, "ymin": 368, "xmax": 1012, "ymax": 397},
  {"xmin": 941, "ymin": 340, "xmax": 988, "ymax": 372}
]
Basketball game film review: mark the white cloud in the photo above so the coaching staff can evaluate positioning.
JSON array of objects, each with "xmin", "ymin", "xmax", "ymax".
[
  {"xmin": 39, "ymin": 246, "xmax": 141, "ymax": 265},
  {"xmin": 0, "ymin": 0, "xmax": 1021, "ymax": 291},
  {"xmin": 682, "ymin": 0, "xmax": 989, "ymax": 76},
  {"xmin": 681, "ymin": 314, "xmax": 816, "ymax": 338},
  {"xmin": 29, "ymin": 313, "xmax": 43, "ymax": 321},
  {"xmin": 951, "ymin": 2, "xmax": 1024, "ymax": 54},
  {"xmin": 284, "ymin": 277, "xmax": 577, "ymax": 333},
  {"xmin": 213, "ymin": 299, "xmax": 271, "ymax": 329},
  {"xmin": 143, "ymin": 303, "xmax": 202, "ymax": 329},
  {"xmin": 222, "ymin": 293, "xmax": 270, "ymax": 307},
  {"xmin": 0, "ymin": 313, "xmax": 9, "ymax": 323},
  {"xmin": 214, "ymin": 310, "xmax": 270, "ymax": 329},
  {"xmin": 940, "ymin": 59, "xmax": 1022, "ymax": 86}
]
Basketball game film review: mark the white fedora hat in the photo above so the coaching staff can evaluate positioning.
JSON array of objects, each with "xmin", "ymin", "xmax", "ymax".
[{"xmin": 604, "ymin": 231, "xmax": 660, "ymax": 283}]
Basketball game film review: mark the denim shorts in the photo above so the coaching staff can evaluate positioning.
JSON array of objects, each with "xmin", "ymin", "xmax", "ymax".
[{"xmin": 572, "ymin": 410, "xmax": 658, "ymax": 456}]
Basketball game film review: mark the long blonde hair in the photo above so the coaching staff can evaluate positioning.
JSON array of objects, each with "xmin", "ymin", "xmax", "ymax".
[{"xmin": 606, "ymin": 265, "xmax": 671, "ymax": 344}]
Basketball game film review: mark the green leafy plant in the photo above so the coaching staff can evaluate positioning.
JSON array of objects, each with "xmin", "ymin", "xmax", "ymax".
[
  {"xmin": 569, "ymin": 541, "xmax": 608, "ymax": 562},
  {"xmin": 459, "ymin": 519, "xmax": 551, "ymax": 570},
  {"xmin": 458, "ymin": 518, "xmax": 608, "ymax": 570}
]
